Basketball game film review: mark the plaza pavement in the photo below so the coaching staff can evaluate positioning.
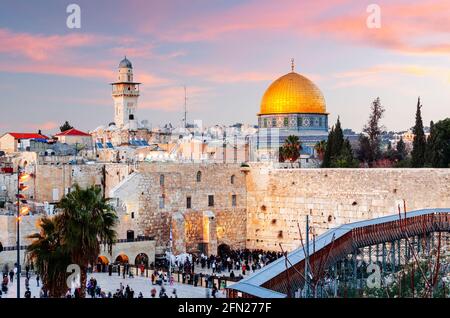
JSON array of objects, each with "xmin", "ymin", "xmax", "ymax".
[{"xmin": 1, "ymin": 272, "xmax": 227, "ymax": 298}]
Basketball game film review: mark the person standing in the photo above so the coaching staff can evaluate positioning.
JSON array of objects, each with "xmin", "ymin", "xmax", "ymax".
[
  {"xmin": 24, "ymin": 288, "xmax": 31, "ymax": 298},
  {"xmin": 36, "ymin": 274, "xmax": 40, "ymax": 287}
]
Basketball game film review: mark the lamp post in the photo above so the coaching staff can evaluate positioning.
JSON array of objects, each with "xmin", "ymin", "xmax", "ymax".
[{"xmin": 16, "ymin": 167, "xmax": 31, "ymax": 298}]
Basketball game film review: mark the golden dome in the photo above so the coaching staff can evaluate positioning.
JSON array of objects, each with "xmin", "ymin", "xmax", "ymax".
[{"xmin": 259, "ymin": 71, "xmax": 326, "ymax": 115}]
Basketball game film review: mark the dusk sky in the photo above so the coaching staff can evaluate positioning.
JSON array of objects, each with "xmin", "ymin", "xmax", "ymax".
[{"xmin": 0, "ymin": 0, "xmax": 449, "ymax": 135}]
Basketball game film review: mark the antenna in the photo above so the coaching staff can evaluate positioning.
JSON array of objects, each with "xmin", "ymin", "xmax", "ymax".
[{"xmin": 183, "ymin": 86, "xmax": 188, "ymax": 129}]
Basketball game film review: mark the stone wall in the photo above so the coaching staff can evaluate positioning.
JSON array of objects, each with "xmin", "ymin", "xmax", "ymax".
[
  {"xmin": 32, "ymin": 163, "xmax": 133, "ymax": 203},
  {"xmin": 245, "ymin": 165, "xmax": 450, "ymax": 251},
  {"xmin": 134, "ymin": 162, "xmax": 247, "ymax": 254}
]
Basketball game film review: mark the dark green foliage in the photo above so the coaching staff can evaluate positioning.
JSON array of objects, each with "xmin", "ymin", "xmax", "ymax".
[
  {"xmin": 360, "ymin": 97, "xmax": 385, "ymax": 166},
  {"xmin": 322, "ymin": 117, "xmax": 357, "ymax": 167},
  {"xmin": 425, "ymin": 118, "xmax": 450, "ymax": 168},
  {"xmin": 27, "ymin": 185, "xmax": 118, "ymax": 298},
  {"xmin": 411, "ymin": 98, "xmax": 426, "ymax": 167},
  {"xmin": 279, "ymin": 135, "xmax": 302, "ymax": 163},
  {"xmin": 60, "ymin": 121, "xmax": 73, "ymax": 132}
]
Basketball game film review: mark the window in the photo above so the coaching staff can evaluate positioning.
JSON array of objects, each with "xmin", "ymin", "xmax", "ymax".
[
  {"xmin": 159, "ymin": 195, "xmax": 165, "ymax": 209},
  {"xmin": 186, "ymin": 196, "xmax": 192, "ymax": 209},
  {"xmin": 196, "ymin": 171, "xmax": 202, "ymax": 182},
  {"xmin": 284, "ymin": 117, "xmax": 289, "ymax": 127},
  {"xmin": 160, "ymin": 174, "xmax": 165, "ymax": 186},
  {"xmin": 263, "ymin": 118, "xmax": 268, "ymax": 128},
  {"xmin": 230, "ymin": 175, "xmax": 235, "ymax": 184},
  {"xmin": 208, "ymin": 195, "xmax": 214, "ymax": 207},
  {"xmin": 131, "ymin": 212, "xmax": 135, "ymax": 219},
  {"xmin": 232, "ymin": 194, "xmax": 237, "ymax": 207}
]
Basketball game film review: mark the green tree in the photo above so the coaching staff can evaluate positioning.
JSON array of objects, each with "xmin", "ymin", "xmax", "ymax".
[
  {"xmin": 27, "ymin": 216, "xmax": 71, "ymax": 297},
  {"xmin": 411, "ymin": 97, "xmax": 426, "ymax": 167},
  {"xmin": 425, "ymin": 120, "xmax": 435, "ymax": 166},
  {"xmin": 332, "ymin": 139, "xmax": 358, "ymax": 168},
  {"xmin": 322, "ymin": 126, "xmax": 334, "ymax": 167},
  {"xmin": 396, "ymin": 137, "xmax": 407, "ymax": 161},
  {"xmin": 357, "ymin": 134, "xmax": 372, "ymax": 164},
  {"xmin": 57, "ymin": 185, "xmax": 118, "ymax": 297},
  {"xmin": 60, "ymin": 121, "xmax": 73, "ymax": 132},
  {"xmin": 426, "ymin": 118, "xmax": 450, "ymax": 167},
  {"xmin": 322, "ymin": 117, "xmax": 351, "ymax": 167},
  {"xmin": 314, "ymin": 140, "xmax": 327, "ymax": 161},
  {"xmin": 361, "ymin": 97, "xmax": 385, "ymax": 166},
  {"xmin": 279, "ymin": 135, "xmax": 302, "ymax": 163}
]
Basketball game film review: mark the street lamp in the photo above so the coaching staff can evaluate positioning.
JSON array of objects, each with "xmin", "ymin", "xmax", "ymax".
[{"xmin": 16, "ymin": 167, "xmax": 31, "ymax": 298}]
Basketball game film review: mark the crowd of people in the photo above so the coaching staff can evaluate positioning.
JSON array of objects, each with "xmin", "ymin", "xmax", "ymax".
[
  {"xmin": 1, "ymin": 263, "xmax": 40, "ymax": 298},
  {"xmin": 0, "ymin": 248, "xmax": 281, "ymax": 298},
  {"xmin": 170, "ymin": 248, "xmax": 283, "ymax": 278}
]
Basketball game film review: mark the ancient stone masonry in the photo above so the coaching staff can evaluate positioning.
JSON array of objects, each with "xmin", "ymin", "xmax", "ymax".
[
  {"xmin": 134, "ymin": 163, "xmax": 247, "ymax": 254},
  {"xmin": 245, "ymin": 165, "xmax": 450, "ymax": 251},
  {"xmin": 22, "ymin": 163, "xmax": 132, "ymax": 203}
]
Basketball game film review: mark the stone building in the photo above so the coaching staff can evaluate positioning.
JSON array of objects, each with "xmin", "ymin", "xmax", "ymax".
[{"xmin": 111, "ymin": 162, "xmax": 248, "ymax": 255}]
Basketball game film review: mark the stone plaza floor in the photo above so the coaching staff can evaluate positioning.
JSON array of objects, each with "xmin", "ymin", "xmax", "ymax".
[{"xmin": 1, "ymin": 272, "xmax": 228, "ymax": 298}]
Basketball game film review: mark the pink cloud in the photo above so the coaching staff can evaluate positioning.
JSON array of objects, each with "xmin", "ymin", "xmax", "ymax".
[
  {"xmin": 0, "ymin": 28, "xmax": 110, "ymax": 61},
  {"xmin": 144, "ymin": 0, "xmax": 450, "ymax": 56},
  {"xmin": 332, "ymin": 64, "xmax": 450, "ymax": 88},
  {"xmin": 178, "ymin": 65, "xmax": 274, "ymax": 83},
  {"xmin": 26, "ymin": 121, "xmax": 59, "ymax": 131}
]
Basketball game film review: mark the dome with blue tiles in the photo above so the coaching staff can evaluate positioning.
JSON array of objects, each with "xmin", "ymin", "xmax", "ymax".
[{"xmin": 118, "ymin": 56, "xmax": 132, "ymax": 68}]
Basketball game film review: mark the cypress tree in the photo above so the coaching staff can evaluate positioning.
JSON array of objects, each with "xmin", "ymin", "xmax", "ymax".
[
  {"xmin": 331, "ymin": 117, "xmax": 344, "ymax": 159},
  {"xmin": 411, "ymin": 97, "xmax": 426, "ymax": 167},
  {"xmin": 322, "ymin": 127, "xmax": 334, "ymax": 168},
  {"xmin": 425, "ymin": 120, "xmax": 434, "ymax": 166}
]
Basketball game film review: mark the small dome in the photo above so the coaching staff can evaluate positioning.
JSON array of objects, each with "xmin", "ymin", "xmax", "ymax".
[{"xmin": 118, "ymin": 57, "xmax": 132, "ymax": 69}]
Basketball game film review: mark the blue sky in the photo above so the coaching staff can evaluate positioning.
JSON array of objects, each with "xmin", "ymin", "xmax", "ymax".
[{"xmin": 0, "ymin": 0, "xmax": 449, "ymax": 134}]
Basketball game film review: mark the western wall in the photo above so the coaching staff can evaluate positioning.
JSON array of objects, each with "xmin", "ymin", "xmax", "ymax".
[{"xmin": 245, "ymin": 165, "xmax": 450, "ymax": 251}]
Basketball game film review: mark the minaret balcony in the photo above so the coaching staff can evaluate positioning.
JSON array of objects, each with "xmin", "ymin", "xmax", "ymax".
[{"xmin": 112, "ymin": 89, "xmax": 140, "ymax": 96}]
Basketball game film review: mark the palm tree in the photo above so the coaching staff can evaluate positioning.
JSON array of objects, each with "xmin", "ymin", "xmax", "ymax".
[
  {"xmin": 57, "ymin": 184, "xmax": 118, "ymax": 297},
  {"xmin": 280, "ymin": 135, "xmax": 302, "ymax": 163},
  {"xmin": 314, "ymin": 140, "xmax": 327, "ymax": 161},
  {"xmin": 27, "ymin": 216, "xmax": 71, "ymax": 297}
]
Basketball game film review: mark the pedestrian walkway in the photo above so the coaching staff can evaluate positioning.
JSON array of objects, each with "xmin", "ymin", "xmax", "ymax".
[{"xmin": 1, "ymin": 272, "xmax": 225, "ymax": 298}]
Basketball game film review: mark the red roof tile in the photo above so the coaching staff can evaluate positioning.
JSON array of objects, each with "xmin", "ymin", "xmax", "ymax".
[
  {"xmin": 7, "ymin": 133, "xmax": 48, "ymax": 140},
  {"xmin": 54, "ymin": 128, "xmax": 91, "ymax": 137}
]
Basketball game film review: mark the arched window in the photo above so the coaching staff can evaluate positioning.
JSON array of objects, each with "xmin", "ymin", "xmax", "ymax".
[
  {"xmin": 196, "ymin": 171, "xmax": 202, "ymax": 182},
  {"xmin": 160, "ymin": 174, "xmax": 165, "ymax": 186},
  {"xmin": 159, "ymin": 194, "xmax": 165, "ymax": 209},
  {"xmin": 230, "ymin": 175, "xmax": 235, "ymax": 184}
]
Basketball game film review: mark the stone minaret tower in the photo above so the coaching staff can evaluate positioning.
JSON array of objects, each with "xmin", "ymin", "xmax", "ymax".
[{"xmin": 111, "ymin": 57, "xmax": 141, "ymax": 129}]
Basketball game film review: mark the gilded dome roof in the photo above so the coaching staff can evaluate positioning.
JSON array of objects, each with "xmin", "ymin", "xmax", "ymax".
[{"xmin": 260, "ymin": 71, "xmax": 326, "ymax": 115}]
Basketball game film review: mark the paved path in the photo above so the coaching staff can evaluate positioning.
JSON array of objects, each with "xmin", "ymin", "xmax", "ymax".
[{"xmin": 1, "ymin": 272, "xmax": 226, "ymax": 298}]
